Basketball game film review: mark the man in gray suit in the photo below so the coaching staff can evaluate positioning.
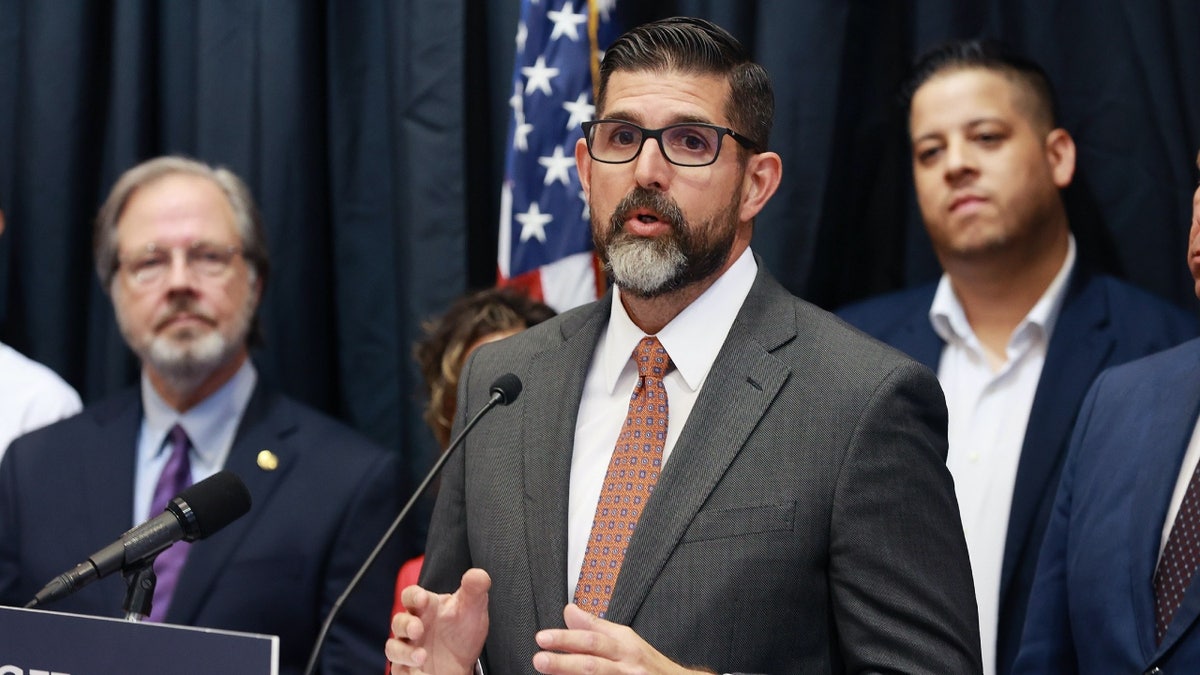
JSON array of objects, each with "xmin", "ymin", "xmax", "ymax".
[{"xmin": 387, "ymin": 17, "xmax": 981, "ymax": 675}]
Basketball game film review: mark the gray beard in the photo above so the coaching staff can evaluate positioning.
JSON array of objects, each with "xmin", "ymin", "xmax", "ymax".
[
  {"xmin": 597, "ymin": 187, "xmax": 738, "ymax": 299},
  {"xmin": 144, "ymin": 328, "xmax": 238, "ymax": 393},
  {"xmin": 604, "ymin": 234, "xmax": 688, "ymax": 297},
  {"xmin": 116, "ymin": 290, "xmax": 256, "ymax": 396}
]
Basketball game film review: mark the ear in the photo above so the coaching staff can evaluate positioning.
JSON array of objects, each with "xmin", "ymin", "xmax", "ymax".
[
  {"xmin": 575, "ymin": 137, "xmax": 592, "ymax": 200},
  {"xmin": 738, "ymin": 151, "xmax": 783, "ymax": 222},
  {"xmin": 1045, "ymin": 128, "xmax": 1076, "ymax": 189},
  {"xmin": 250, "ymin": 270, "xmax": 265, "ymax": 308}
]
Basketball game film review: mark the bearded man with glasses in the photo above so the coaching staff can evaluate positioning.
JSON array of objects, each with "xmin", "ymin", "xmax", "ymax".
[
  {"xmin": 388, "ymin": 17, "xmax": 981, "ymax": 675},
  {"xmin": 0, "ymin": 156, "xmax": 404, "ymax": 675}
]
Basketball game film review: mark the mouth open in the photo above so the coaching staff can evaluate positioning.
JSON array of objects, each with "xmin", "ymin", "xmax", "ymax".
[{"xmin": 622, "ymin": 208, "xmax": 671, "ymax": 237}]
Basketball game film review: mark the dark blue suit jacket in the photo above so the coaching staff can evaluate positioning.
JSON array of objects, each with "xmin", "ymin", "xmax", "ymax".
[
  {"xmin": 837, "ymin": 268, "xmax": 1199, "ymax": 674},
  {"xmin": 0, "ymin": 384, "xmax": 404, "ymax": 675},
  {"xmin": 1016, "ymin": 337, "xmax": 1200, "ymax": 673}
]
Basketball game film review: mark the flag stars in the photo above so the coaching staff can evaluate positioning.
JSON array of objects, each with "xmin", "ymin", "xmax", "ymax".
[
  {"xmin": 515, "ymin": 21, "xmax": 528, "ymax": 54},
  {"xmin": 562, "ymin": 92, "xmax": 595, "ymax": 130},
  {"xmin": 578, "ymin": 189, "xmax": 589, "ymax": 219},
  {"xmin": 516, "ymin": 203, "xmax": 553, "ymax": 243},
  {"xmin": 595, "ymin": 0, "xmax": 616, "ymax": 21},
  {"xmin": 509, "ymin": 82, "xmax": 524, "ymax": 116},
  {"xmin": 547, "ymin": 1, "xmax": 588, "ymax": 42},
  {"xmin": 538, "ymin": 145, "xmax": 575, "ymax": 186},
  {"xmin": 513, "ymin": 112, "xmax": 534, "ymax": 151},
  {"xmin": 522, "ymin": 56, "xmax": 560, "ymax": 96}
]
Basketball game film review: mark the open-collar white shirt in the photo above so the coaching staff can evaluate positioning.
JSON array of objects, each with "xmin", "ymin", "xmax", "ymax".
[
  {"xmin": 566, "ymin": 247, "xmax": 757, "ymax": 597},
  {"xmin": 930, "ymin": 235, "xmax": 1075, "ymax": 675}
]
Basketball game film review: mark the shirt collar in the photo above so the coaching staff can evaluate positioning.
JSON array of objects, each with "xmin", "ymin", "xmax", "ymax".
[
  {"xmin": 930, "ymin": 234, "xmax": 1077, "ymax": 350},
  {"xmin": 141, "ymin": 359, "xmax": 258, "ymax": 462},
  {"xmin": 601, "ymin": 247, "xmax": 757, "ymax": 394}
]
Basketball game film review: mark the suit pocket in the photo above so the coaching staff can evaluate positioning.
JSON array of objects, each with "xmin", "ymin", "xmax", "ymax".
[{"xmin": 678, "ymin": 502, "xmax": 795, "ymax": 543}]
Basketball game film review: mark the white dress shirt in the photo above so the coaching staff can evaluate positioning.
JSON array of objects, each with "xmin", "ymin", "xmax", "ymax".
[
  {"xmin": 566, "ymin": 248, "xmax": 757, "ymax": 597},
  {"xmin": 930, "ymin": 236, "xmax": 1075, "ymax": 675},
  {"xmin": 0, "ymin": 342, "xmax": 82, "ymax": 463}
]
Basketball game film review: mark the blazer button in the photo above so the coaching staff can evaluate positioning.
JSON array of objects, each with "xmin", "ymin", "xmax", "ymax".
[{"xmin": 1145, "ymin": 667, "xmax": 1162, "ymax": 674}]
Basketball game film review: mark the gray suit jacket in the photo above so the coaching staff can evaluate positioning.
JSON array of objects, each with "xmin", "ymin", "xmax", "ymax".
[{"xmin": 421, "ymin": 265, "xmax": 982, "ymax": 674}]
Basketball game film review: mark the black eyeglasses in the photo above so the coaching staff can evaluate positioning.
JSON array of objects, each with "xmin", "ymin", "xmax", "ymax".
[{"xmin": 581, "ymin": 120, "xmax": 760, "ymax": 167}]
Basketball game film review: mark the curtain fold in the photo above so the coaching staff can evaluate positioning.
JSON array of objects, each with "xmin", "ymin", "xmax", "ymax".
[{"xmin": 2, "ymin": 1, "xmax": 1198, "ymax": 558}]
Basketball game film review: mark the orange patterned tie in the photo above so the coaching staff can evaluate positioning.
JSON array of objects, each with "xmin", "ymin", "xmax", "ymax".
[{"xmin": 574, "ymin": 336, "xmax": 671, "ymax": 618}]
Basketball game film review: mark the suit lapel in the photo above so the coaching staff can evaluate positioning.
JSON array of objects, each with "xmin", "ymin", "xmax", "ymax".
[
  {"xmin": 79, "ymin": 392, "xmax": 142, "ymax": 558},
  {"xmin": 1147, "ymin": 348, "xmax": 1200, "ymax": 657},
  {"xmin": 1001, "ymin": 271, "xmax": 1114, "ymax": 598},
  {"xmin": 605, "ymin": 270, "xmax": 795, "ymax": 625},
  {"xmin": 523, "ymin": 300, "xmax": 610, "ymax": 630},
  {"xmin": 883, "ymin": 286, "xmax": 943, "ymax": 371},
  {"xmin": 167, "ymin": 386, "xmax": 298, "ymax": 624}
]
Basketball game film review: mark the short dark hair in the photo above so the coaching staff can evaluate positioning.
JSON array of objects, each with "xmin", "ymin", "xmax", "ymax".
[
  {"xmin": 900, "ymin": 38, "xmax": 1059, "ymax": 132},
  {"xmin": 596, "ymin": 16, "xmax": 773, "ymax": 153},
  {"xmin": 415, "ymin": 288, "xmax": 555, "ymax": 448}
]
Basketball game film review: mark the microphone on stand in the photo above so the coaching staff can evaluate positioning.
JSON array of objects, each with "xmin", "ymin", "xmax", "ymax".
[
  {"xmin": 301, "ymin": 373, "xmax": 523, "ymax": 675},
  {"xmin": 25, "ymin": 470, "xmax": 252, "ymax": 609}
]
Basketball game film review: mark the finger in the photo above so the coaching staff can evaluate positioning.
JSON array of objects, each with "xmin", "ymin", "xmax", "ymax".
[
  {"xmin": 391, "ymin": 611, "xmax": 425, "ymax": 642},
  {"xmin": 536, "ymin": 608, "xmax": 607, "ymax": 658},
  {"xmin": 460, "ymin": 568, "xmax": 492, "ymax": 602},
  {"xmin": 384, "ymin": 636, "xmax": 427, "ymax": 668},
  {"xmin": 532, "ymin": 649, "xmax": 605, "ymax": 674},
  {"xmin": 401, "ymin": 583, "xmax": 432, "ymax": 615},
  {"xmin": 562, "ymin": 603, "xmax": 597, "ymax": 630}
]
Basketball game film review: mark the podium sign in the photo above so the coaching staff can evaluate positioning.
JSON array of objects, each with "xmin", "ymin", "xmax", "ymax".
[{"xmin": 0, "ymin": 605, "xmax": 278, "ymax": 675}]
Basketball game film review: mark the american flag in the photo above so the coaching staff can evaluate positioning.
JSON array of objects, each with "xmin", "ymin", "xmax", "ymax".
[{"xmin": 497, "ymin": 0, "xmax": 619, "ymax": 312}]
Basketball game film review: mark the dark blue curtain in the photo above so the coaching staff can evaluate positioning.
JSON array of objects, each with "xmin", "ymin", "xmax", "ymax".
[{"xmin": 2, "ymin": 1, "xmax": 1199, "ymax": 557}]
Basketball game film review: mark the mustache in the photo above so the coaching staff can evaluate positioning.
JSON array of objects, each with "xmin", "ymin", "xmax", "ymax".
[
  {"xmin": 153, "ymin": 297, "xmax": 215, "ymax": 330},
  {"xmin": 608, "ymin": 187, "xmax": 685, "ymax": 235}
]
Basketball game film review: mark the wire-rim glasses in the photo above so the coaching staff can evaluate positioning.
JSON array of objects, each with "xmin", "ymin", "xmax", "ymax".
[{"xmin": 118, "ymin": 241, "xmax": 244, "ymax": 287}]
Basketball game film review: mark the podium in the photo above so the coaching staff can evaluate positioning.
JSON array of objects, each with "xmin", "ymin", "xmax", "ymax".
[{"xmin": 0, "ymin": 605, "xmax": 278, "ymax": 675}]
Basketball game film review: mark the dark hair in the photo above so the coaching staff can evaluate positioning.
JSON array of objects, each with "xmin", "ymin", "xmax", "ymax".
[
  {"xmin": 415, "ymin": 288, "xmax": 555, "ymax": 448},
  {"xmin": 596, "ymin": 16, "xmax": 773, "ymax": 153},
  {"xmin": 899, "ymin": 39, "xmax": 1059, "ymax": 131}
]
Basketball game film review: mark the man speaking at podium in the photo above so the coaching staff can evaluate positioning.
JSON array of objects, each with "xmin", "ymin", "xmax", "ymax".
[
  {"xmin": 0, "ymin": 156, "xmax": 403, "ymax": 675},
  {"xmin": 388, "ymin": 17, "xmax": 981, "ymax": 675}
]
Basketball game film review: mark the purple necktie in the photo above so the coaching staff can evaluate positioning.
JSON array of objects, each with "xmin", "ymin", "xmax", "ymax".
[{"xmin": 148, "ymin": 424, "xmax": 193, "ymax": 622}]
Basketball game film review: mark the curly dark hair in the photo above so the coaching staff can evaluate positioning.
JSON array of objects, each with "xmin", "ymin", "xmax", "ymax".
[{"xmin": 415, "ymin": 288, "xmax": 555, "ymax": 448}]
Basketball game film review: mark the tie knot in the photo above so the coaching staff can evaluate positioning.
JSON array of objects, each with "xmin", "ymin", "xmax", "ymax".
[
  {"xmin": 167, "ymin": 424, "xmax": 190, "ymax": 456},
  {"xmin": 633, "ymin": 336, "xmax": 671, "ymax": 379}
]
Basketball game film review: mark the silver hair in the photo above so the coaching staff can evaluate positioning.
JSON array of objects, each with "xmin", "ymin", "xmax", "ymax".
[{"xmin": 93, "ymin": 155, "xmax": 270, "ymax": 294}]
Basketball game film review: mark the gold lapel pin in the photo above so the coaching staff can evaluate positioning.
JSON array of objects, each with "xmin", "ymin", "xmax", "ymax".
[{"xmin": 257, "ymin": 450, "xmax": 279, "ymax": 471}]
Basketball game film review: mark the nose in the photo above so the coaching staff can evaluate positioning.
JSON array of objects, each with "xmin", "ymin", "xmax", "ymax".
[
  {"xmin": 943, "ymin": 138, "xmax": 976, "ymax": 185},
  {"xmin": 632, "ymin": 135, "xmax": 673, "ymax": 192},
  {"xmin": 165, "ymin": 250, "xmax": 196, "ymax": 290}
]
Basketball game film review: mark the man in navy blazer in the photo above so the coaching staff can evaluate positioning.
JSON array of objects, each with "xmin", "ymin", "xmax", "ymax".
[
  {"xmin": 838, "ymin": 41, "xmax": 1198, "ymax": 675},
  {"xmin": 0, "ymin": 156, "xmax": 403, "ymax": 675},
  {"xmin": 1015, "ymin": 158, "xmax": 1200, "ymax": 672}
]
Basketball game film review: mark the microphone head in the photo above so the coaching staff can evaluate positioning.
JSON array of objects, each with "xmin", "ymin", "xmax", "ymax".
[
  {"xmin": 489, "ymin": 373, "xmax": 523, "ymax": 406},
  {"xmin": 168, "ymin": 470, "xmax": 252, "ymax": 541}
]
